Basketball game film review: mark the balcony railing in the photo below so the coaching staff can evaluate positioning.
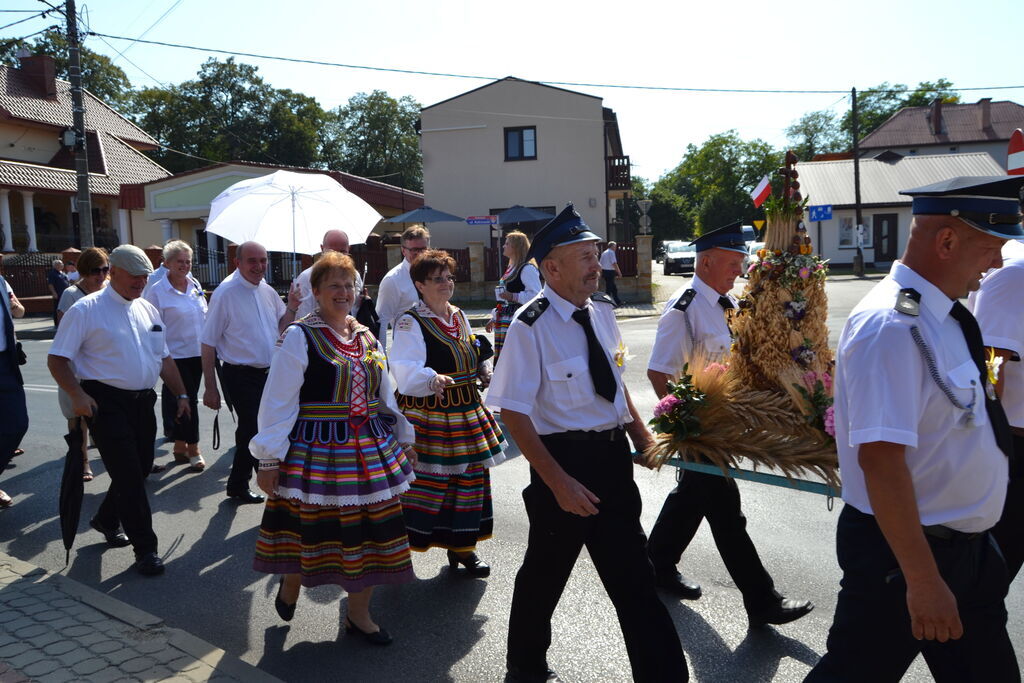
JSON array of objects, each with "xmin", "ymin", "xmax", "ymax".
[{"xmin": 607, "ymin": 155, "xmax": 631, "ymax": 191}]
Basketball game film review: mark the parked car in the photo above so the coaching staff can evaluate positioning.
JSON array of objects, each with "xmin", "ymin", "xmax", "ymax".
[
  {"xmin": 663, "ymin": 242, "xmax": 696, "ymax": 275},
  {"xmin": 742, "ymin": 241, "xmax": 765, "ymax": 277}
]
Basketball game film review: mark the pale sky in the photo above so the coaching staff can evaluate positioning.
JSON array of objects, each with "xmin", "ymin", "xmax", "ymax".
[{"xmin": 4, "ymin": 0, "xmax": 1021, "ymax": 184}]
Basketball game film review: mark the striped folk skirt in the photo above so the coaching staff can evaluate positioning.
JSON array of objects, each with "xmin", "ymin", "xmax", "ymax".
[
  {"xmin": 400, "ymin": 463, "xmax": 493, "ymax": 553},
  {"xmin": 254, "ymin": 496, "xmax": 415, "ymax": 590},
  {"xmin": 493, "ymin": 302, "xmax": 520, "ymax": 364}
]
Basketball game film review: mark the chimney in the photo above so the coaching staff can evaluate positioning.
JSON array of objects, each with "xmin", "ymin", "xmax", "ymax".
[
  {"xmin": 930, "ymin": 98, "xmax": 943, "ymax": 135},
  {"xmin": 979, "ymin": 97, "xmax": 992, "ymax": 130},
  {"xmin": 18, "ymin": 53, "xmax": 58, "ymax": 99}
]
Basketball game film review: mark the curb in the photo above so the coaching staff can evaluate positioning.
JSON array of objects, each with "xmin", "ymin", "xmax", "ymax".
[{"xmin": 0, "ymin": 552, "xmax": 282, "ymax": 683}]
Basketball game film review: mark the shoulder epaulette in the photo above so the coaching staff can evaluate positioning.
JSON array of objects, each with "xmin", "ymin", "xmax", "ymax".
[
  {"xmin": 894, "ymin": 288, "xmax": 921, "ymax": 316},
  {"xmin": 519, "ymin": 297, "xmax": 549, "ymax": 326},
  {"xmin": 672, "ymin": 289, "xmax": 697, "ymax": 312},
  {"xmin": 591, "ymin": 291, "xmax": 614, "ymax": 305}
]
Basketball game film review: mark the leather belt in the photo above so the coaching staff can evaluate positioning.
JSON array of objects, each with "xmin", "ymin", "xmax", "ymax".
[
  {"xmin": 222, "ymin": 362, "xmax": 269, "ymax": 375},
  {"xmin": 544, "ymin": 428, "xmax": 625, "ymax": 442},
  {"xmin": 922, "ymin": 525, "xmax": 985, "ymax": 542},
  {"xmin": 80, "ymin": 380, "xmax": 154, "ymax": 400}
]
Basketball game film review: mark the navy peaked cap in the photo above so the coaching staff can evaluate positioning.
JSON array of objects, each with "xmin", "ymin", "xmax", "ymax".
[
  {"xmin": 526, "ymin": 203, "xmax": 601, "ymax": 262},
  {"xmin": 690, "ymin": 220, "xmax": 748, "ymax": 254},
  {"xmin": 899, "ymin": 175, "xmax": 1024, "ymax": 239}
]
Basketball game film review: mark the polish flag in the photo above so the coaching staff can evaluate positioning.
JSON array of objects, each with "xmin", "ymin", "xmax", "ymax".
[
  {"xmin": 1009, "ymin": 129, "xmax": 1024, "ymax": 176},
  {"xmin": 750, "ymin": 175, "xmax": 771, "ymax": 208}
]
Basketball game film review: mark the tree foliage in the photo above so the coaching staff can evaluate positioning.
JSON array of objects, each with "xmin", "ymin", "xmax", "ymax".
[
  {"xmin": 785, "ymin": 110, "xmax": 846, "ymax": 161},
  {"xmin": 1, "ymin": 29, "xmax": 133, "ymax": 110},
  {"xmin": 324, "ymin": 91, "xmax": 423, "ymax": 192},
  {"xmin": 839, "ymin": 79, "xmax": 959, "ymax": 140}
]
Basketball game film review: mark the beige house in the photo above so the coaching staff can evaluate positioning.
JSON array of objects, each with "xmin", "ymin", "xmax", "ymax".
[
  {"xmin": 797, "ymin": 151, "xmax": 1005, "ymax": 266},
  {"xmin": 0, "ymin": 53, "xmax": 169, "ymax": 253},
  {"xmin": 418, "ymin": 77, "xmax": 631, "ymax": 247}
]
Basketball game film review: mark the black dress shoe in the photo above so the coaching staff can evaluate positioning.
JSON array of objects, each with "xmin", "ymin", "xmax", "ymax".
[
  {"xmin": 504, "ymin": 667, "xmax": 562, "ymax": 682},
  {"xmin": 447, "ymin": 549, "xmax": 490, "ymax": 577},
  {"xmin": 654, "ymin": 569, "xmax": 702, "ymax": 600},
  {"xmin": 227, "ymin": 489, "xmax": 266, "ymax": 504},
  {"xmin": 344, "ymin": 618, "xmax": 392, "ymax": 646},
  {"xmin": 274, "ymin": 578, "xmax": 296, "ymax": 622},
  {"xmin": 748, "ymin": 598, "xmax": 814, "ymax": 627},
  {"xmin": 89, "ymin": 518, "xmax": 131, "ymax": 547},
  {"xmin": 135, "ymin": 552, "xmax": 165, "ymax": 576}
]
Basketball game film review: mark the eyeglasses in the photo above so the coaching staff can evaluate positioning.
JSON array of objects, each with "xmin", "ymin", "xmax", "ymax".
[
  {"xmin": 403, "ymin": 246, "xmax": 427, "ymax": 253},
  {"xmin": 89, "ymin": 266, "xmax": 110, "ymax": 275},
  {"xmin": 428, "ymin": 275, "xmax": 455, "ymax": 284}
]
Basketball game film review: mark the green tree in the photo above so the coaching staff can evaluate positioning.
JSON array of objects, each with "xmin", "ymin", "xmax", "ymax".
[
  {"xmin": 786, "ymin": 110, "xmax": 846, "ymax": 160},
  {"xmin": 654, "ymin": 131, "xmax": 781, "ymax": 238},
  {"xmin": 1, "ymin": 29, "xmax": 133, "ymax": 110},
  {"xmin": 325, "ymin": 90, "xmax": 422, "ymax": 192},
  {"xmin": 839, "ymin": 79, "xmax": 960, "ymax": 141}
]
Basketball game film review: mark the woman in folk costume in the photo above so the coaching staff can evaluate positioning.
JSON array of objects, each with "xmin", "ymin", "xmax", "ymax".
[
  {"xmin": 485, "ymin": 231, "xmax": 541, "ymax": 363},
  {"xmin": 251, "ymin": 252, "xmax": 417, "ymax": 645},
  {"xmin": 390, "ymin": 249, "xmax": 506, "ymax": 577}
]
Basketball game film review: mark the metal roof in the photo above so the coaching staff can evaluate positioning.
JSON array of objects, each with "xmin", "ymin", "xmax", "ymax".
[{"xmin": 796, "ymin": 152, "xmax": 1006, "ymax": 207}]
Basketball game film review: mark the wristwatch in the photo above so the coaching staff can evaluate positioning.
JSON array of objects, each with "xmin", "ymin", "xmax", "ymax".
[{"xmin": 176, "ymin": 394, "xmax": 189, "ymax": 400}]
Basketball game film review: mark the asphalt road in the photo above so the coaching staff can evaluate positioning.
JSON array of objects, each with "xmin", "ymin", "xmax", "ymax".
[{"xmin": 3, "ymin": 274, "xmax": 1022, "ymax": 682}]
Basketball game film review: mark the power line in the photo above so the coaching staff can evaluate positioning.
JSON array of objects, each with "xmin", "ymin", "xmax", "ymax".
[
  {"xmin": 107, "ymin": 0, "xmax": 182, "ymax": 62},
  {"xmin": 85, "ymin": 31, "xmax": 1024, "ymax": 96},
  {"xmin": 0, "ymin": 7, "xmax": 56, "ymax": 32}
]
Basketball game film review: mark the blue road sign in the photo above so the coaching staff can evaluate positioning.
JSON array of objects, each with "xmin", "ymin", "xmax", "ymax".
[{"xmin": 808, "ymin": 205, "xmax": 833, "ymax": 221}]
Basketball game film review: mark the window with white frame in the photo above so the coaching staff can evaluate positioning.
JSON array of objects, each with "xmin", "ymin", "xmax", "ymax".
[{"xmin": 838, "ymin": 216, "xmax": 873, "ymax": 249}]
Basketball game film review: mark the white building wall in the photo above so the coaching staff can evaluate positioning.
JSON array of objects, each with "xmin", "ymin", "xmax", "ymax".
[
  {"xmin": 420, "ymin": 80, "xmax": 607, "ymax": 246},
  {"xmin": 810, "ymin": 206, "xmax": 914, "ymax": 265}
]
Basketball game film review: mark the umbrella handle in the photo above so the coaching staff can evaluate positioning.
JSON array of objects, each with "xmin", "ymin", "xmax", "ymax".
[{"xmin": 212, "ymin": 411, "xmax": 221, "ymax": 451}]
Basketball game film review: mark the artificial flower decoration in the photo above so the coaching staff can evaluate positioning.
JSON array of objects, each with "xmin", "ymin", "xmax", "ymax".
[
  {"xmin": 986, "ymin": 347, "xmax": 1004, "ymax": 387},
  {"xmin": 365, "ymin": 348, "xmax": 387, "ymax": 371},
  {"xmin": 614, "ymin": 341, "xmax": 630, "ymax": 368}
]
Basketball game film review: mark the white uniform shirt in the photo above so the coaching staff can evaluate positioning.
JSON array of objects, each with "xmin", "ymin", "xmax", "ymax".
[
  {"xmin": 144, "ymin": 275, "xmax": 208, "ymax": 359},
  {"xmin": 487, "ymin": 286, "xmax": 631, "ymax": 434},
  {"xmin": 294, "ymin": 264, "xmax": 363, "ymax": 319},
  {"xmin": 250, "ymin": 324, "xmax": 414, "ymax": 463},
  {"xmin": 970, "ymin": 254, "xmax": 1024, "ymax": 428},
  {"xmin": 375, "ymin": 260, "xmax": 418, "ymax": 351},
  {"xmin": 201, "ymin": 274, "xmax": 285, "ymax": 368},
  {"xmin": 648, "ymin": 276, "xmax": 734, "ymax": 375},
  {"xmin": 835, "ymin": 262, "xmax": 1007, "ymax": 533},
  {"xmin": 50, "ymin": 286, "xmax": 169, "ymax": 391},
  {"xmin": 142, "ymin": 264, "xmax": 168, "ymax": 297},
  {"xmin": 599, "ymin": 248, "xmax": 618, "ymax": 270}
]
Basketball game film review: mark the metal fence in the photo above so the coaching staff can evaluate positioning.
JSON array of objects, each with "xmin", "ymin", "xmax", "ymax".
[
  {"xmin": 349, "ymin": 244, "xmax": 389, "ymax": 284},
  {"xmin": 443, "ymin": 248, "xmax": 471, "ymax": 282},
  {"xmin": 598, "ymin": 241, "xmax": 637, "ymax": 277},
  {"xmin": 483, "ymin": 247, "xmax": 502, "ymax": 281}
]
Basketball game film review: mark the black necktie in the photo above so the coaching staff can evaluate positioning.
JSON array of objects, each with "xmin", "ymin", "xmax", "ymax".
[
  {"xmin": 718, "ymin": 296, "xmax": 734, "ymax": 310},
  {"xmin": 571, "ymin": 308, "xmax": 618, "ymax": 404},
  {"xmin": 949, "ymin": 301, "xmax": 1014, "ymax": 460}
]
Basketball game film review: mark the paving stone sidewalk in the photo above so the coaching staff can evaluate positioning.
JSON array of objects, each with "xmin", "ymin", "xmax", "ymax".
[{"xmin": 0, "ymin": 553, "xmax": 280, "ymax": 683}]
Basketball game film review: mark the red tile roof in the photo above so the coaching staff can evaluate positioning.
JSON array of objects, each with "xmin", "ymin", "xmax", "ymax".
[
  {"xmin": 860, "ymin": 100, "xmax": 1024, "ymax": 149},
  {"xmin": 0, "ymin": 63, "xmax": 159, "ymax": 148}
]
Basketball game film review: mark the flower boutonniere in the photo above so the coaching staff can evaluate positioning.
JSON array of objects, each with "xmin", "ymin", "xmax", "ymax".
[
  {"xmin": 986, "ymin": 347, "xmax": 1004, "ymax": 390},
  {"xmin": 365, "ymin": 348, "xmax": 387, "ymax": 371},
  {"xmin": 613, "ymin": 341, "xmax": 631, "ymax": 368},
  {"xmin": 469, "ymin": 334, "xmax": 481, "ymax": 349}
]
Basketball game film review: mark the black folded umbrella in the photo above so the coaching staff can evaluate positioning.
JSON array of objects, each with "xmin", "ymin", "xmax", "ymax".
[
  {"xmin": 59, "ymin": 418, "xmax": 85, "ymax": 567},
  {"xmin": 212, "ymin": 357, "xmax": 235, "ymax": 451}
]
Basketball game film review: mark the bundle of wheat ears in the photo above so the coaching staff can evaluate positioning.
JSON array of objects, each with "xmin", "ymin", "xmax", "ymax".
[{"xmin": 645, "ymin": 151, "xmax": 840, "ymax": 490}]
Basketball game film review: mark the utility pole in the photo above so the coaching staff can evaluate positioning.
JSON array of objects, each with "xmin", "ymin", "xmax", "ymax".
[
  {"xmin": 851, "ymin": 87, "xmax": 864, "ymax": 277},
  {"xmin": 66, "ymin": 0, "xmax": 93, "ymax": 248}
]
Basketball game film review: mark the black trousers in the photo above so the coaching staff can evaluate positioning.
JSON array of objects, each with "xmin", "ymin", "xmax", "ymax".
[
  {"xmin": 161, "ymin": 356, "xmax": 202, "ymax": 445},
  {"xmin": 83, "ymin": 381, "xmax": 158, "ymax": 557},
  {"xmin": 647, "ymin": 469, "xmax": 779, "ymax": 610},
  {"xmin": 805, "ymin": 505, "xmax": 1018, "ymax": 683},
  {"xmin": 991, "ymin": 433, "xmax": 1024, "ymax": 581},
  {"xmin": 219, "ymin": 363, "xmax": 266, "ymax": 493},
  {"xmin": 601, "ymin": 269, "xmax": 621, "ymax": 306},
  {"xmin": 0, "ymin": 352, "xmax": 28, "ymax": 474},
  {"xmin": 507, "ymin": 433, "xmax": 688, "ymax": 682}
]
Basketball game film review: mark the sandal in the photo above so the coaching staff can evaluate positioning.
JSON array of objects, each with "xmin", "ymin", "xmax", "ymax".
[
  {"xmin": 0, "ymin": 490, "xmax": 12, "ymax": 508},
  {"xmin": 82, "ymin": 468, "xmax": 94, "ymax": 482},
  {"xmin": 151, "ymin": 463, "xmax": 166, "ymax": 473},
  {"xmin": 13, "ymin": 449, "xmax": 23, "ymax": 457},
  {"xmin": 188, "ymin": 454, "xmax": 206, "ymax": 472},
  {"xmin": 172, "ymin": 452, "xmax": 189, "ymax": 464}
]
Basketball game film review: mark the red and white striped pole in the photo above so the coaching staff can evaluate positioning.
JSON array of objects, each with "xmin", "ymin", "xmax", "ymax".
[{"xmin": 1009, "ymin": 128, "xmax": 1024, "ymax": 175}]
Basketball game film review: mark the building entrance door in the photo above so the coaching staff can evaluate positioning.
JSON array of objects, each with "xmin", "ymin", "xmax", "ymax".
[{"xmin": 873, "ymin": 214, "xmax": 898, "ymax": 263}]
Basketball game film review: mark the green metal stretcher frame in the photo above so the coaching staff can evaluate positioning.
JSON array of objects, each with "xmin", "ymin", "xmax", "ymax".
[{"xmin": 656, "ymin": 457, "xmax": 841, "ymax": 498}]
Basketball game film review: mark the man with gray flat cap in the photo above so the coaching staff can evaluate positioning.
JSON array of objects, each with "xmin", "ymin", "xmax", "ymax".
[
  {"xmin": 807, "ymin": 176, "xmax": 1024, "ymax": 682},
  {"xmin": 49, "ymin": 244, "xmax": 191, "ymax": 577}
]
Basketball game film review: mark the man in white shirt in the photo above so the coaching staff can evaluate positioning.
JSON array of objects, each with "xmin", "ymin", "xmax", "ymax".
[
  {"xmin": 807, "ymin": 176, "xmax": 1023, "ymax": 681},
  {"xmin": 293, "ymin": 229, "xmax": 373, "ymax": 328},
  {"xmin": 48, "ymin": 245, "xmax": 191, "ymax": 577},
  {"xmin": 375, "ymin": 225, "xmax": 429, "ymax": 350},
  {"xmin": 488, "ymin": 205, "xmax": 687, "ymax": 683},
  {"xmin": 969, "ymin": 237, "xmax": 1024, "ymax": 581},
  {"xmin": 598, "ymin": 241, "xmax": 622, "ymax": 307},
  {"xmin": 645, "ymin": 222, "xmax": 812, "ymax": 627},
  {"xmin": 201, "ymin": 241, "xmax": 300, "ymax": 504}
]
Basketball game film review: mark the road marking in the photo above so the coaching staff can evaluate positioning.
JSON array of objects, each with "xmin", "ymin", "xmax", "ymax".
[
  {"xmin": 24, "ymin": 384, "xmax": 58, "ymax": 393},
  {"xmin": 619, "ymin": 316, "xmax": 655, "ymax": 323}
]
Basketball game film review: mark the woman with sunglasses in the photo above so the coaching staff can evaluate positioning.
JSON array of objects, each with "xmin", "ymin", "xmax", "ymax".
[
  {"xmin": 390, "ymin": 250, "xmax": 506, "ymax": 577},
  {"xmin": 56, "ymin": 247, "xmax": 109, "ymax": 482}
]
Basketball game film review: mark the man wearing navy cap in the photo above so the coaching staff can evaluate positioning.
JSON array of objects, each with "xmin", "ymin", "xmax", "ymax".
[
  {"xmin": 645, "ymin": 220, "xmax": 813, "ymax": 627},
  {"xmin": 807, "ymin": 176, "xmax": 1023, "ymax": 681},
  {"xmin": 488, "ymin": 205, "xmax": 687, "ymax": 682}
]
